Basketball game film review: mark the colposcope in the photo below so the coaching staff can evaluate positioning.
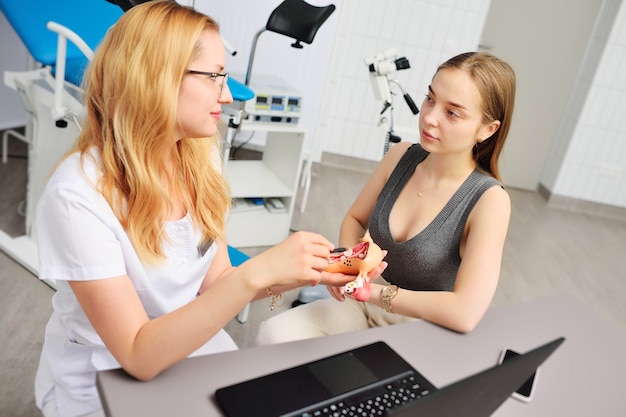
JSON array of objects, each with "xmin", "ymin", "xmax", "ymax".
[{"xmin": 365, "ymin": 48, "xmax": 419, "ymax": 154}]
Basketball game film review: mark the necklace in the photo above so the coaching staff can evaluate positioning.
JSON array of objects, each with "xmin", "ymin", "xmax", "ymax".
[
  {"xmin": 417, "ymin": 186, "xmax": 437, "ymax": 197},
  {"xmin": 417, "ymin": 157, "xmax": 445, "ymax": 197},
  {"xmin": 417, "ymin": 175, "xmax": 466, "ymax": 197},
  {"xmin": 417, "ymin": 157, "xmax": 474, "ymax": 197}
]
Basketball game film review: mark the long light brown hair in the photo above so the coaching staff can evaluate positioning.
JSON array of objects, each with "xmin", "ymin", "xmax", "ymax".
[
  {"xmin": 437, "ymin": 52, "xmax": 516, "ymax": 182},
  {"xmin": 72, "ymin": 0, "xmax": 231, "ymax": 263}
]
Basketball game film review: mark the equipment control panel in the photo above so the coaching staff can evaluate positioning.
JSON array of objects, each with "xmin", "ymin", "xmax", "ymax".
[{"xmin": 242, "ymin": 74, "xmax": 302, "ymax": 124}]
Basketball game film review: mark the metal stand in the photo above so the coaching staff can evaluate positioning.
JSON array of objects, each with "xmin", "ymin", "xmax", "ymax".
[{"xmin": 379, "ymin": 79, "xmax": 418, "ymax": 154}]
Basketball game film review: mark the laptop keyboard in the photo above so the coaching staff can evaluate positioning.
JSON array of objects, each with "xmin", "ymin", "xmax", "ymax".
[{"xmin": 296, "ymin": 374, "xmax": 433, "ymax": 417}]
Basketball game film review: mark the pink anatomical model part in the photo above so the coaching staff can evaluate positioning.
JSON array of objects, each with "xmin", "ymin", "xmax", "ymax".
[{"xmin": 325, "ymin": 235, "xmax": 383, "ymax": 302}]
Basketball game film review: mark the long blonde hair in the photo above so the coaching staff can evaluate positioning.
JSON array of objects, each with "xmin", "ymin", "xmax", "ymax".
[
  {"xmin": 437, "ymin": 52, "xmax": 516, "ymax": 182},
  {"xmin": 73, "ymin": 0, "xmax": 231, "ymax": 263}
]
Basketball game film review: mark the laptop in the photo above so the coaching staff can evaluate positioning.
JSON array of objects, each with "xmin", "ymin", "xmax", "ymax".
[{"xmin": 215, "ymin": 337, "xmax": 564, "ymax": 417}]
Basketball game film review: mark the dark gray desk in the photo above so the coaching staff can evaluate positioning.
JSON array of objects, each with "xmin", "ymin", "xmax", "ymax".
[{"xmin": 97, "ymin": 297, "xmax": 626, "ymax": 416}]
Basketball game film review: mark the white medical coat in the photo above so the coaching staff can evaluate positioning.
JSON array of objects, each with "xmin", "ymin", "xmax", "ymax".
[{"xmin": 34, "ymin": 151, "xmax": 237, "ymax": 417}]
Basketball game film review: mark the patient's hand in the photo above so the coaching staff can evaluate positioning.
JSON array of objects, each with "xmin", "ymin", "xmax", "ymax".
[{"xmin": 318, "ymin": 270, "xmax": 354, "ymax": 287}]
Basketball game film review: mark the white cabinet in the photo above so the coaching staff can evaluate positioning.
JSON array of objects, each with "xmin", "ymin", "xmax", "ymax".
[{"xmin": 224, "ymin": 122, "xmax": 305, "ymax": 247}]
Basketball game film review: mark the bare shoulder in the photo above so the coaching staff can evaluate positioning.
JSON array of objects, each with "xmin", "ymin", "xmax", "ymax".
[
  {"xmin": 472, "ymin": 184, "xmax": 511, "ymax": 224},
  {"xmin": 377, "ymin": 142, "xmax": 415, "ymax": 175},
  {"xmin": 386, "ymin": 141, "xmax": 414, "ymax": 158}
]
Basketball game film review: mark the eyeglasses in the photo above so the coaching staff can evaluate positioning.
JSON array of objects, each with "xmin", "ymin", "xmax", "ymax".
[{"xmin": 186, "ymin": 70, "xmax": 229, "ymax": 97}]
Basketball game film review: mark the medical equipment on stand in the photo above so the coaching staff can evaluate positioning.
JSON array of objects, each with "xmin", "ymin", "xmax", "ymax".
[
  {"xmin": 221, "ymin": 0, "xmax": 335, "ymax": 166},
  {"xmin": 365, "ymin": 48, "xmax": 419, "ymax": 154},
  {"xmin": 241, "ymin": 74, "xmax": 302, "ymax": 125}
]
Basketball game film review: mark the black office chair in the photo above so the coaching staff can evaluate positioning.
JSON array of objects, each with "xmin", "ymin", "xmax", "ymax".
[{"xmin": 245, "ymin": 0, "xmax": 335, "ymax": 85}]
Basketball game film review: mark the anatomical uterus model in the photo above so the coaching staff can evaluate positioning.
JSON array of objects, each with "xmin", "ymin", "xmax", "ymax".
[{"xmin": 325, "ymin": 235, "xmax": 383, "ymax": 301}]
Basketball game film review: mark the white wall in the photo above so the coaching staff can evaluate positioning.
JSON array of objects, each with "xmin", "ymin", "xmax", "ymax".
[
  {"xmin": 0, "ymin": 11, "xmax": 28, "ymax": 130},
  {"xmin": 313, "ymin": 0, "xmax": 493, "ymax": 162},
  {"xmin": 3, "ymin": 0, "xmax": 625, "ymax": 210},
  {"xmin": 481, "ymin": 0, "xmax": 603, "ymax": 191},
  {"xmin": 541, "ymin": 0, "xmax": 626, "ymax": 209}
]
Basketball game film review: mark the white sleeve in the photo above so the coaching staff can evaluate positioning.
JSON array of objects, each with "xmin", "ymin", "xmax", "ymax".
[{"xmin": 35, "ymin": 165, "xmax": 127, "ymax": 281}]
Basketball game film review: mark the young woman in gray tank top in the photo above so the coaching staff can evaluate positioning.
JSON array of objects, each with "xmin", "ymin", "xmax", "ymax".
[{"xmin": 257, "ymin": 52, "xmax": 516, "ymax": 344}]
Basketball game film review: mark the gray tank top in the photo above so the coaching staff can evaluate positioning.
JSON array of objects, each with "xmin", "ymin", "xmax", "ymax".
[{"xmin": 369, "ymin": 144, "xmax": 502, "ymax": 291}]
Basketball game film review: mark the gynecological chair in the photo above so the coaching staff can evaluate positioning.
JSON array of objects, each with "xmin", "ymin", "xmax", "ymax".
[
  {"xmin": 0, "ymin": 0, "xmax": 253, "ymax": 278},
  {"xmin": 244, "ymin": 0, "xmax": 336, "ymax": 86},
  {"xmin": 0, "ymin": 0, "xmax": 121, "ymax": 277}
]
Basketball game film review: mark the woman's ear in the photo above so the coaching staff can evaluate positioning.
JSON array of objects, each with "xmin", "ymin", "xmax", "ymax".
[{"xmin": 478, "ymin": 120, "xmax": 501, "ymax": 143}]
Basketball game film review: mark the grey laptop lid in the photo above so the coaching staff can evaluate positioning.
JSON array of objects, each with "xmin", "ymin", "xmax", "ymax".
[{"xmin": 389, "ymin": 337, "xmax": 565, "ymax": 417}]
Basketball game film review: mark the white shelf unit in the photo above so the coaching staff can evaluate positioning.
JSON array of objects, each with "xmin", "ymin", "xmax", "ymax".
[{"xmin": 225, "ymin": 122, "xmax": 305, "ymax": 247}]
